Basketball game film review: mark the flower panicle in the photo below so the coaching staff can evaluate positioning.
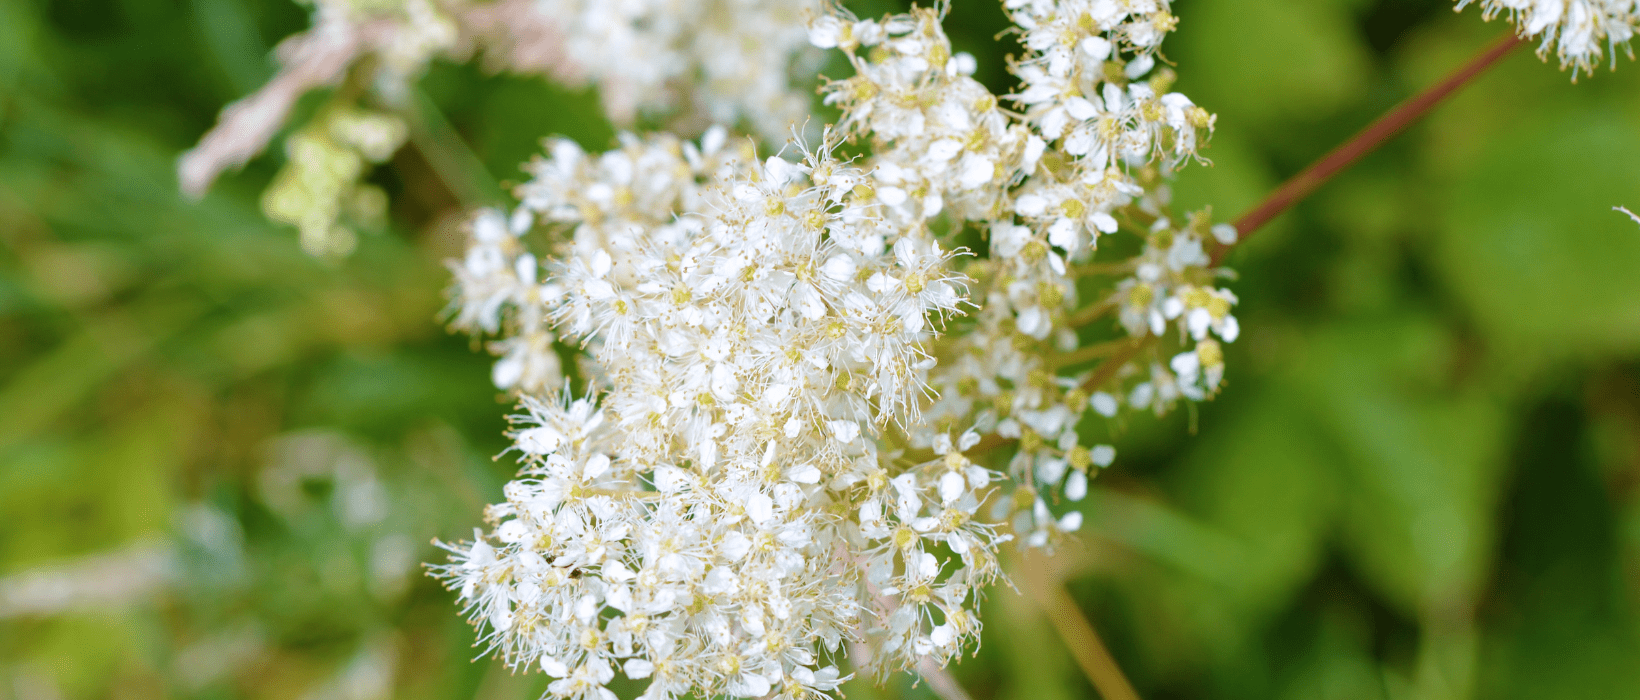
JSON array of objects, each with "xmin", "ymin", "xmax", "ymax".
[{"xmin": 433, "ymin": 3, "xmax": 1243, "ymax": 699}]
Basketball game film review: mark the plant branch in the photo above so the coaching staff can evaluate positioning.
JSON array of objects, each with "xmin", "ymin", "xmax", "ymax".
[
  {"xmin": 1018, "ymin": 552, "xmax": 1140, "ymax": 700},
  {"xmin": 403, "ymin": 87, "xmax": 505, "ymax": 209},
  {"xmin": 1048, "ymin": 337, "xmax": 1136, "ymax": 370},
  {"xmin": 833, "ymin": 542, "xmax": 973, "ymax": 700},
  {"xmin": 1065, "ymin": 298, "xmax": 1119, "ymax": 329},
  {"xmin": 915, "ymin": 657, "xmax": 974, "ymax": 700},
  {"xmin": 1211, "ymin": 30, "xmax": 1522, "ymax": 265},
  {"xmin": 1054, "ymin": 29, "xmax": 1524, "ymax": 417},
  {"xmin": 920, "ymin": 32, "xmax": 1522, "ymax": 467},
  {"xmin": 902, "ymin": 27, "xmax": 1527, "ymax": 700}
]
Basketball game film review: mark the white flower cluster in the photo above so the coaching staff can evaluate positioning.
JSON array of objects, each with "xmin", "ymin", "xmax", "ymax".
[
  {"xmin": 1457, "ymin": 0, "xmax": 1640, "ymax": 75},
  {"xmin": 437, "ymin": 130, "xmax": 1009, "ymax": 698},
  {"xmin": 262, "ymin": 106, "xmax": 407, "ymax": 256},
  {"xmin": 810, "ymin": 1, "xmax": 1232, "ymax": 544},
  {"xmin": 434, "ymin": 2, "xmax": 1239, "ymax": 699},
  {"xmin": 467, "ymin": 0, "xmax": 822, "ymax": 139},
  {"xmin": 180, "ymin": 0, "xmax": 822, "ymax": 253}
]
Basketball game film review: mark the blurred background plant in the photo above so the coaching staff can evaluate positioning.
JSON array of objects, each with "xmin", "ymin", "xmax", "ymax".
[{"xmin": 4, "ymin": 0, "xmax": 1640, "ymax": 699}]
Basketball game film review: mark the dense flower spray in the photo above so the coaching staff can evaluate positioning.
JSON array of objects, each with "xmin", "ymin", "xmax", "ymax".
[
  {"xmin": 171, "ymin": 0, "xmax": 1640, "ymax": 697},
  {"xmin": 430, "ymin": 2, "xmax": 1237, "ymax": 698},
  {"xmin": 1456, "ymin": 0, "xmax": 1640, "ymax": 75},
  {"xmin": 179, "ymin": 0, "xmax": 823, "ymax": 254}
]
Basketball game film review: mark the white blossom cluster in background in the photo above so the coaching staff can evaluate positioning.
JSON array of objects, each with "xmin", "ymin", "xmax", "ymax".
[
  {"xmin": 1456, "ymin": 0, "xmax": 1640, "ymax": 75},
  {"xmin": 461, "ymin": 0, "xmax": 821, "ymax": 139},
  {"xmin": 261, "ymin": 106, "xmax": 409, "ymax": 256},
  {"xmin": 432, "ymin": 2, "xmax": 1240, "ymax": 699},
  {"xmin": 178, "ymin": 0, "xmax": 822, "ymax": 255}
]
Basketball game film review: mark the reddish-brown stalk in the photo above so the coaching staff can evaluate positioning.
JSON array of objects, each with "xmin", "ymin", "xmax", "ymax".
[
  {"xmin": 1066, "ymin": 30, "xmax": 1524, "ymax": 407},
  {"xmin": 1211, "ymin": 30, "xmax": 1523, "ymax": 264},
  {"xmin": 979, "ymin": 31, "xmax": 1524, "ymax": 700}
]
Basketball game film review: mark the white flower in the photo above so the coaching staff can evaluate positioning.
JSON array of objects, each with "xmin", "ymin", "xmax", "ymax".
[
  {"xmin": 1458, "ymin": 0, "xmax": 1640, "ymax": 76},
  {"xmin": 431, "ymin": 2, "xmax": 1242, "ymax": 697}
]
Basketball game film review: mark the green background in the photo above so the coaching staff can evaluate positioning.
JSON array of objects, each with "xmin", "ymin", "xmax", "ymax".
[{"xmin": 4, "ymin": 0, "xmax": 1640, "ymax": 698}]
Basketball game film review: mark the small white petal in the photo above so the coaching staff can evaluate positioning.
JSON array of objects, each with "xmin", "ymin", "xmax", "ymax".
[
  {"xmin": 721, "ymin": 531, "xmax": 752, "ymax": 560},
  {"xmin": 932, "ymin": 433, "xmax": 953, "ymax": 455},
  {"xmin": 1090, "ymin": 444, "xmax": 1116, "ymax": 467},
  {"xmin": 515, "ymin": 253, "xmax": 537, "ymax": 283},
  {"xmin": 747, "ymin": 493, "xmax": 775, "ymax": 526},
  {"xmin": 1023, "ymin": 135, "xmax": 1047, "ymax": 172},
  {"xmin": 1065, "ymin": 471, "xmax": 1088, "ymax": 501},
  {"xmin": 938, "ymin": 471, "xmax": 965, "ymax": 504},
  {"xmin": 490, "ymin": 606, "xmax": 513, "ymax": 632},
  {"xmin": 508, "ymin": 208, "xmax": 533, "ymax": 235},
  {"xmin": 996, "ymin": 418, "xmax": 1021, "ymax": 438},
  {"xmin": 828, "ymin": 420, "xmax": 861, "ymax": 444},
  {"xmin": 1091, "ymin": 392, "xmax": 1119, "ymax": 417},
  {"xmin": 583, "ymin": 453, "xmax": 612, "ymax": 480},
  {"xmin": 1080, "ymin": 36, "xmax": 1112, "ymax": 60},
  {"xmin": 959, "ymin": 157, "xmax": 994, "ymax": 189},
  {"xmin": 1171, "ymin": 351, "xmax": 1200, "ymax": 378},
  {"xmin": 1188, "ymin": 308, "xmax": 1212, "ymax": 340},
  {"xmin": 492, "ymin": 355, "xmax": 524, "ymax": 390},
  {"xmin": 822, "ymin": 254, "xmax": 857, "ymax": 281},
  {"xmin": 516, "ymin": 427, "xmax": 563, "ymax": 455},
  {"xmin": 1058, "ymin": 511, "xmax": 1084, "ymax": 532},
  {"xmin": 1125, "ymin": 54, "xmax": 1155, "ymax": 79},
  {"xmin": 789, "ymin": 463, "xmax": 822, "ymax": 484},
  {"xmin": 917, "ymin": 552, "xmax": 939, "ymax": 577},
  {"xmin": 654, "ymin": 465, "xmax": 687, "ymax": 492},
  {"xmin": 931, "ymin": 624, "xmax": 956, "ymax": 647},
  {"xmin": 739, "ymin": 674, "xmax": 772, "ymax": 698},
  {"xmin": 1048, "ymin": 219, "xmax": 1078, "ymax": 250},
  {"xmin": 473, "ymin": 210, "xmax": 507, "ymax": 243},
  {"xmin": 1016, "ymin": 194, "xmax": 1047, "ymax": 217},
  {"xmin": 623, "ymin": 658, "xmax": 654, "ymax": 679},
  {"xmin": 1038, "ymin": 458, "xmax": 1067, "ymax": 486},
  {"xmin": 497, "ymin": 520, "xmax": 526, "ymax": 543},
  {"xmin": 926, "ymin": 139, "xmax": 962, "ymax": 162},
  {"xmin": 1162, "ymin": 297, "xmax": 1185, "ymax": 319},
  {"xmin": 1065, "ymin": 97, "xmax": 1098, "ymax": 121},
  {"xmin": 808, "ymin": 16, "xmax": 842, "ymax": 48},
  {"xmin": 860, "ymin": 499, "xmax": 883, "ymax": 525}
]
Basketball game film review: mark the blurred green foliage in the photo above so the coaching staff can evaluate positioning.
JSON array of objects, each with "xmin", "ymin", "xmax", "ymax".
[{"xmin": 3, "ymin": 0, "xmax": 1640, "ymax": 699}]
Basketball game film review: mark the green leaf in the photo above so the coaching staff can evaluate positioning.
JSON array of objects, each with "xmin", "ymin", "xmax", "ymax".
[
  {"xmin": 1436, "ymin": 107, "xmax": 1640, "ymax": 355},
  {"xmin": 1172, "ymin": 0, "xmax": 1373, "ymax": 133},
  {"xmin": 1169, "ymin": 389, "xmax": 1337, "ymax": 615},
  {"xmin": 1294, "ymin": 316, "xmax": 1509, "ymax": 614}
]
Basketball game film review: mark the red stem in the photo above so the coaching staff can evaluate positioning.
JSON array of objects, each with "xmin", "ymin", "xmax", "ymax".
[
  {"xmin": 953, "ymin": 31, "xmax": 1525, "ymax": 461},
  {"xmin": 1213, "ymin": 31, "xmax": 1523, "ymax": 265}
]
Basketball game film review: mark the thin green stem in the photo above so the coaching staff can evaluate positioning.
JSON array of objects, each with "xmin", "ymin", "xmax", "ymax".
[
  {"xmin": 1065, "ymin": 298, "xmax": 1119, "ymax": 329},
  {"xmin": 1019, "ymin": 552, "xmax": 1141, "ymax": 700},
  {"xmin": 1049, "ymin": 337, "xmax": 1141, "ymax": 371},
  {"xmin": 403, "ymin": 87, "xmax": 505, "ymax": 208}
]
